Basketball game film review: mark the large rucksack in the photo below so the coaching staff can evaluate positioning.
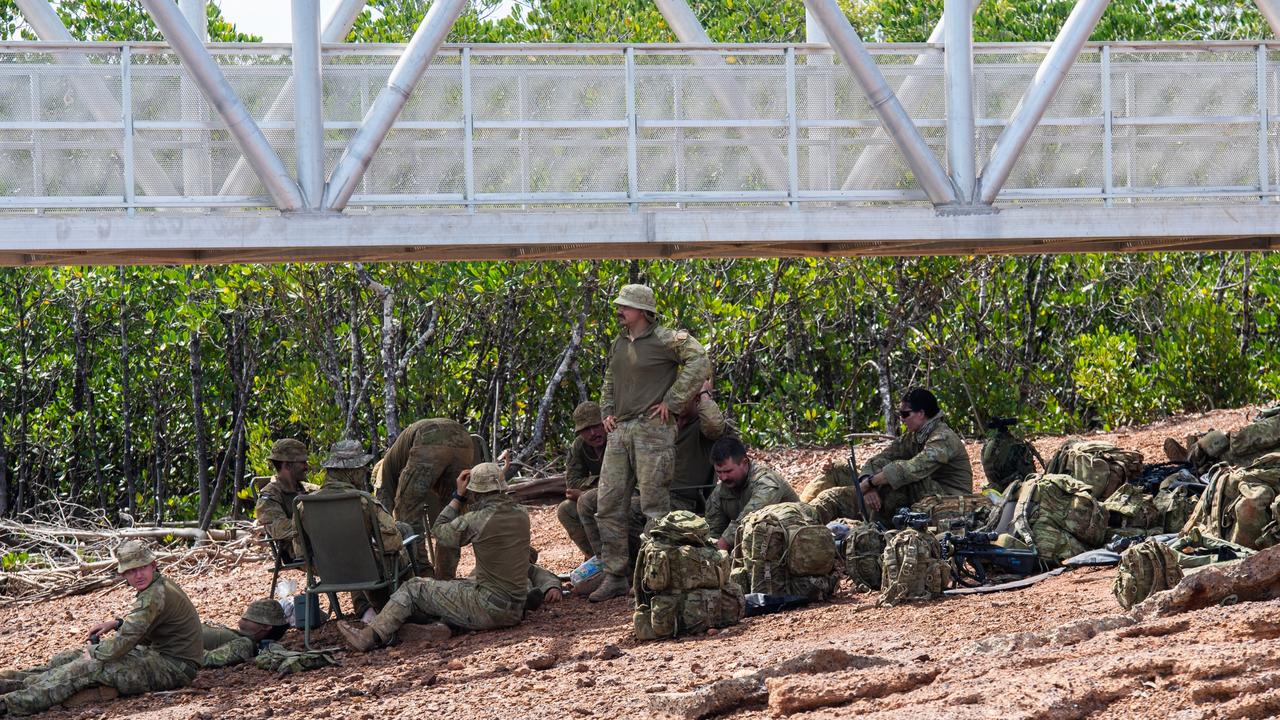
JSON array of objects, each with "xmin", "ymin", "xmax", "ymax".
[
  {"xmin": 1045, "ymin": 439, "xmax": 1143, "ymax": 500},
  {"xmin": 731, "ymin": 503, "xmax": 840, "ymax": 601},
  {"xmin": 827, "ymin": 518, "xmax": 885, "ymax": 591},
  {"xmin": 911, "ymin": 494, "xmax": 993, "ymax": 531},
  {"xmin": 877, "ymin": 528, "xmax": 949, "ymax": 606},
  {"xmin": 1003, "ymin": 473, "xmax": 1109, "ymax": 563},
  {"xmin": 1101, "ymin": 484, "xmax": 1162, "ymax": 531},
  {"xmin": 981, "ymin": 427, "xmax": 1037, "ymax": 491},
  {"xmin": 1113, "ymin": 539, "xmax": 1183, "ymax": 610},
  {"xmin": 1182, "ymin": 452, "xmax": 1280, "ymax": 550},
  {"xmin": 633, "ymin": 511, "xmax": 744, "ymax": 640},
  {"xmin": 1229, "ymin": 412, "xmax": 1280, "ymax": 461}
]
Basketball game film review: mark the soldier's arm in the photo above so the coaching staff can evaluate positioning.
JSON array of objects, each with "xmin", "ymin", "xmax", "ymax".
[
  {"xmin": 880, "ymin": 436, "xmax": 954, "ymax": 490},
  {"xmin": 600, "ymin": 342, "xmax": 616, "ymax": 418},
  {"xmin": 369, "ymin": 500, "xmax": 404, "ymax": 554},
  {"xmin": 661, "ymin": 333, "xmax": 711, "ymax": 412},
  {"xmin": 430, "ymin": 503, "xmax": 474, "ymax": 549},
  {"xmin": 859, "ymin": 437, "xmax": 910, "ymax": 476},
  {"xmin": 202, "ymin": 636, "xmax": 257, "ymax": 668},
  {"xmin": 255, "ymin": 492, "xmax": 295, "ymax": 540},
  {"xmin": 704, "ymin": 488, "xmax": 729, "ymax": 539},
  {"xmin": 565, "ymin": 442, "xmax": 597, "ymax": 491},
  {"xmin": 529, "ymin": 563, "xmax": 563, "ymax": 596},
  {"xmin": 724, "ymin": 476, "xmax": 790, "ymax": 541},
  {"xmin": 697, "ymin": 395, "xmax": 728, "ymax": 441},
  {"xmin": 93, "ymin": 584, "xmax": 165, "ymax": 662}
]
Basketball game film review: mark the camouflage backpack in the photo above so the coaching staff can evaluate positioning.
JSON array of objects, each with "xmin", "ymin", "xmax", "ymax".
[
  {"xmin": 1153, "ymin": 484, "xmax": 1200, "ymax": 534},
  {"xmin": 731, "ymin": 502, "xmax": 839, "ymax": 601},
  {"xmin": 1182, "ymin": 453, "xmax": 1280, "ymax": 550},
  {"xmin": 828, "ymin": 518, "xmax": 885, "ymax": 591},
  {"xmin": 877, "ymin": 528, "xmax": 949, "ymax": 606},
  {"xmin": 911, "ymin": 494, "xmax": 993, "ymax": 531},
  {"xmin": 1045, "ymin": 439, "xmax": 1143, "ymax": 500},
  {"xmin": 981, "ymin": 428, "xmax": 1037, "ymax": 491},
  {"xmin": 1113, "ymin": 539, "xmax": 1183, "ymax": 610},
  {"xmin": 1007, "ymin": 473, "xmax": 1109, "ymax": 563},
  {"xmin": 1101, "ymin": 484, "xmax": 1162, "ymax": 531},
  {"xmin": 633, "ymin": 511, "xmax": 745, "ymax": 640}
]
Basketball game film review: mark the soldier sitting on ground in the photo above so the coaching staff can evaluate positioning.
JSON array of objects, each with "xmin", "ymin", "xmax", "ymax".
[
  {"xmin": 704, "ymin": 436, "xmax": 798, "ymax": 551},
  {"xmin": 255, "ymin": 438, "xmax": 313, "ymax": 563},
  {"xmin": 337, "ymin": 461, "xmax": 562, "ymax": 652},
  {"xmin": 1164, "ymin": 406, "xmax": 1280, "ymax": 474},
  {"xmin": 558, "ymin": 401, "xmax": 608, "ymax": 561},
  {"xmin": 0, "ymin": 541, "xmax": 202, "ymax": 716},
  {"xmin": 201, "ymin": 599, "xmax": 290, "ymax": 669}
]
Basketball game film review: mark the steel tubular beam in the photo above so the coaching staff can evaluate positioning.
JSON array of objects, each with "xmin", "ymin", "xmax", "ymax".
[
  {"xmin": 945, "ymin": 0, "xmax": 975, "ymax": 202},
  {"xmin": 140, "ymin": 0, "xmax": 304, "ymax": 211},
  {"xmin": 803, "ymin": 0, "xmax": 959, "ymax": 205},
  {"xmin": 292, "ymin": 0, "xmax": 324, "ymax": 210},
  {"xmin": 1256, "ymin": 0, "xmax": 1280, "ymax": 37},
  {"xmin": 14, "ymin": 0, "xmax": 179, "ymax": 196},
  {"xmin": 805, "ymin": 6, "xmax": 829, "ymax": 43},
  {"xmin": 976, "ymin": 0, "xmax": 1110, "ymax": 204},
  {"xmin": 323, "ymin": 0, "xmax": 468, "ymax": 211},
  {"xmin": 219, "ymin": 0, "xmax": 368, "ymax": 198},
  {"xmin": 179, "ymin": 0, "xmax": 207, "ymax": 41}
]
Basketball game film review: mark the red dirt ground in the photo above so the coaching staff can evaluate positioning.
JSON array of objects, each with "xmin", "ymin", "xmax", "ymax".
[{"xmin": 1, "ymin": 406, "xmax": 1273, "ymax": 720}]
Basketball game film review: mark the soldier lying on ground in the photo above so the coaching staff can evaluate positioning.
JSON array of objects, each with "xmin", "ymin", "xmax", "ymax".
[
  {"xmin": 705, "ymin": 436, "xmax": 798, "ymax": 551},
  {"xmin": 201, "ymin": 599, "xmax": 290, "ymax": 669},
  {"xmin": 338, "ymin": 461, "xmax": 563, "ymax": 652},
  {"xmin": 0, "ymin": 541, "xmax": 202, "ymax": 717},
  {"xmin": 1164, "ymin": 406, "xmax": 1280, "ymax": 473}
]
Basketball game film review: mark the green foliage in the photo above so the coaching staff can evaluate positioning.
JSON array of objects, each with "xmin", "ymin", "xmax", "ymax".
[{"xmin": 1071, "ymin": 326, "xmax": 1156, "ymax": 430}]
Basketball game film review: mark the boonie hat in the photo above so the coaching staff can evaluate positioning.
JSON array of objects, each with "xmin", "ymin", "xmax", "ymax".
[
  {"xmin": 242, "ymin": 598, "xmax": 287, "ymax": 626},
  {"xmin": 573, "ymin": 401, "xmax": 603, "ymax": 433},
  {"xmin": 115, "ymin": 540, "xmax": 155, "ymax": 573},
  {"xmin": 1197, "ymin": 430, "xmax": 1230, "ymax": 458},
  {"xmin": 467, "ymin": 462, "xmax": 508, "ymax": 494},
  {"xmin": 267, "ymin": 438, "xmax": 308, "ymax": 463},
  {"xmin": 322, "ymin": 439, "xmax": 375, "ymax": 469},
  {"xmin": 613, "ymin": 284, "xmax": 657, "ymax": 314}
]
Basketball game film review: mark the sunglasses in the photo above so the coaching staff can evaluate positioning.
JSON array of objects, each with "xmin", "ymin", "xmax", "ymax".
[{"xmin": 897, "ymin": 408, "xmax": 916, "ymax": 418}]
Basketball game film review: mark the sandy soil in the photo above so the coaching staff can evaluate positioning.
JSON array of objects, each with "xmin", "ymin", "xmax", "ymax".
[{"xmin": 1, "ymin": 406, "xmax": 1273, "ymax": 720}]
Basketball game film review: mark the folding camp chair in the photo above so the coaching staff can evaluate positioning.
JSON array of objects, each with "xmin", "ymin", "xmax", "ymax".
[{"xmin": 295, "ymin": 490, "xmax": 419, "ymax": 648}]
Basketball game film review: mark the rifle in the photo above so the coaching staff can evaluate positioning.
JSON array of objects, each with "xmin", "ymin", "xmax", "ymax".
[
  {"xmin": 890, "ymin": 508, "xmax": 931, "ymax": 532},
  {"xmin": 849, "ymin": 443, "xmax": 868, "ymax": 522},
  {"xmin": 940, "ymin": 530, "xmax": 1041, "ymax": 587}
]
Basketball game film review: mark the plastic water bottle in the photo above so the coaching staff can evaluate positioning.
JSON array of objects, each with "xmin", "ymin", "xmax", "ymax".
[{"xmin": 570, "ymin": 555, "xmax": 602, "ymax": 586}]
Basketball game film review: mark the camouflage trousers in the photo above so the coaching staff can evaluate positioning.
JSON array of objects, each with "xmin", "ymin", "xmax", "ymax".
[
  {"xmin": 369, "ymin": 577, "xmax": 523, "ymax": 639},
  {"xmin": 574, "ymin": 488, "xmax": 644, "ymax": 565},
  {"xmin": 1, "ymin": 647, "xmax": 195, "ymax": 715},
  {"xmin": 378, "ymin": 442, "xmax": 472, "ymax": 580},
  {"xmin": 810, "ymin": 485, "xmax": 918, "ymax": 525},
  {"xmin": 597, "ymin": 416, "xmax": 675, "ymax": 576},
  {"xmin": 556, "ymin": 498, "xmax": 596, "ymax": 560}
]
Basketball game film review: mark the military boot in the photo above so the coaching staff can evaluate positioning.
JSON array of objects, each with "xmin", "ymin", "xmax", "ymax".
[
  {"xmin": 337, "ymin": 621, "xmax": 379, "ymax": 653},
  {"xmin": 1163, "ymin": 438, "xmax": 1189, "ymax": 463},
  {"xmin": 588, "ymin": 573, "xmax": 629, "ymax": 603}
]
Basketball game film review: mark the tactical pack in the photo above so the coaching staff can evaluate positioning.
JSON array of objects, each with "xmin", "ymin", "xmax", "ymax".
[
  {"xmin": 633, "ymin": 511, "xmax": 744, "ymax": 640},
  {"xmin": 1113, "ymin": 539, "xmax": 1183, "ymax": 610},
  {"xmin": 911, "ymin": 493, "xmax": 993, "ymax": 530},
  {"xmin": 828, "ymin": 518, "xmax": 885, "ymax": 591},
  {"xmin": 1003, "ymin": 473, "xmax": 1109, "ymax": 563},
  {"xmin": 981, "ymin": 427, "xmax": 1037, "ymax": 491},
  {"xmin": 1101, "ymin": 484, "xmax": 1162, "ymax": 531},
  {"xmin": 1045, "ymin": 439, "xmax": 1143, "ymax": 500},
  {"xmin": 731, "ymin": 503, "xmax": 840, "ymax": 601},
  {"xmin": 877, "ymin": 528, "xmax": 949, "ymax": 606},
  {"xmin": 1182, "ymin": 452, "xmax": 1280, "ymax": 550}
]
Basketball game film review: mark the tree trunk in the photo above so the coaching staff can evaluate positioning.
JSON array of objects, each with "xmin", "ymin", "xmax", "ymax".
[
  {"xmin": 0, "ymin": 431, "xmax": 8, "ymax": 518},
  {"xmin": 514, "ymin": 285, "xmax": 592, "ymax": 463},
  {"xmin": 151, "ymin": 387, "xmax": 165, "ymax": 525},
  {"xmin": 190, "ymin": 322, "xmax": 210, "ymax": 520}
]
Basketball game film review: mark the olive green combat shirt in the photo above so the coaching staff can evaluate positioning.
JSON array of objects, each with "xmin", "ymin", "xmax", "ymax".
[
  {"xmin": 200, "ymin": 623, "xmax": 257, "ymax": 668},
  {"xmin": 705, "ymin": 461, "xmax": 799, "ymax": 544},
  {"xmin": 600, "ymin": 324, "xmax": 710, "ymax": 422},
  {"xmin": 861, "ymin": 415, "xmax": 973, "ymax": 496},
  {"xmin": 433, "ymin": 494, "xmax": 535, "ymax": 608},
  {"xmin": 93, "ymin": 573, "xmax": 203, "ymax": 671},
  {"xmin": 565, "ymin": 437, "xmax": 605, "ymax": 491},
  {"xmin": 671, "ymin": 396, "xmax": 734, "ymax": 509}
]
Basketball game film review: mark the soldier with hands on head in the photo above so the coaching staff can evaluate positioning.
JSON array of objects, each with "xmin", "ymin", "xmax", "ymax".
[
  {"xmin": 704, "ymin": 437, "xmax": 798, "ymax": 551},
  {"xmin": 671, "ymin": 378, "xmax": 733, "ymax": 514},
  {"xmin": 255, "ymin": 438, "xmax": 311, "ymax": 562},
  {"xmin": 0, "ymin": 541, "xmax": 202, "ymax": 716},
  {"xmin": 591, "ymin": 284, "xmax": 710, "ymax": 603},
  {"xmin": 338, "ymin": 460, "xmax": 563, "ymax": 652},
  {"xmin": 200, "ymin": 599, "xmax": 289, "ymax": 669}
]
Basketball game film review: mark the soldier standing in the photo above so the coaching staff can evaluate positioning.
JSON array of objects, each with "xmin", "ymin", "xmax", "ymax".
[
  {"xmin": 704, "ymin": 437, "xmax": 798, "ymax": 550},
  {"xmin": 557, "ymin": 401, "xmax": 607, "ymax": 560},
  {"xmin": 337, "ymin": 462, "xmax": 562, "ymax": 652},
  {"xmin": 591, "ymin": 284, "xmax": 710, "ymax": 602},
  {"xmin": 375, "ymin": 418, "xmax": 475, "ymax": 579},
  {"xmin": 255, "ymin": 438, "xmax": 311, "ymax": 562},
  {"xmin": 0, "ymin": 541, "xmax": 202, "ymax": 716},
  {"xmin": 670, "ymin": 378, "xmax": 732, "ymax": 514}
]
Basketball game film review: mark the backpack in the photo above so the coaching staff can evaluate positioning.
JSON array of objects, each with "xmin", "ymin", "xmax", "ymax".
[
  {"xmin": 1101, "ymin": 484, "xmax": 1162, "ymax": 531},
  {"xmin": 1182, "ymin": 453, "xmax": 1280, "ymax": 550},
  {"xmin": 1154, "ymin": 484, "xmax": 1200, "ymax": 534},
  {"xmin": 981, "ymin": 429, "xmax": 1037, "ymax": 491},
  {"xmin": 731, "ymin": 503, "xmax": 839, "ymax": 601},
  {"xmin": 911, "ymin": 494, "xmax": 993, "ymax": 531},
  {"xmin": 877, "ymin": 529, "xmax": 949, "ymax": 606},
  {"xmin": 828, "ymin": 518, "xmax": 885, "ymax": 591},
  {"xmin": 1045, "ymin": 439, "xmax": 1143, "ymax": 500},
  {"xmin": 633, "ymin": 511, "xmax": 744, "ymax": 640},
  {"xmin": 1006, "ymin": 473, "xmax": 1109, "ymax": 563},
  {"xmin": 1113, "ymin": 539, "xmax": 1183, "ymax": 610}
]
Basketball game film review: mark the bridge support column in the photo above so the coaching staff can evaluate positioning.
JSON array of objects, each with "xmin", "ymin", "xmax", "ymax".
[
  {"xmin": 944, "ymin": 0, "xmax": 975, "ymax": 202},
  {"xmin": 292, "ymin": 0, "xmax": 324, "ymax": 210}
]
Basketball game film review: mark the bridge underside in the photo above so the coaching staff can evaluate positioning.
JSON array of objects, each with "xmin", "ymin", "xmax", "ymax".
[{"xmin": 2, "ymin": 204, "xmax": 1274, "ymax": 265}]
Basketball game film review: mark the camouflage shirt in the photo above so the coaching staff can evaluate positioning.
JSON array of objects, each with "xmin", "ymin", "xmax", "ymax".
[
  {"xmin": 434, "ymin": 494, "xmax": 532, "ymax": 608},
  {"xmin": 704, "ymin": 461, "xmax": 799, "ymax": 544},
  {"xmin": 565, "ymin": 436, "xmax": 605, "ymax": 491},
  {"xmin": 861, "ymin": 415, "xmax": 973, "ymax": 496},
  {"xmin": 200, "ymin": 623, "xmax": 257, "ymax": 668},
  {"xmin": 379, "ymin": 418, "xmax": 472, "ymax": 495},
  {"xmin": 600, "ymin": 323, "xmax": 710, "ymax": 422},
  {"xmin": 93, "ymin": 573, "xmax": 203, "ymax": 670},
  {"xmin": 255, "ymin": 476, "xmax": 304, "ymax": 542}
]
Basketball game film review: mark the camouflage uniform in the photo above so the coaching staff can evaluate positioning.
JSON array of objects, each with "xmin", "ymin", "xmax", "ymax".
[
  {"xmin": 557, "ymin": 435, "xmax": 605, "ymax": 559},
  {"xmin": 199, "ymin": 624, "xmax": 256, "ymax": 669},
  {"xmin": 670, "ymin": 394, "xmax": 732, "ymax": 514},
  {"xmin": 254, "ymin": 439, "xmax": 311, "ymax": 564},
  {"xmin": 364, "ymin": 479, "xmax": 557, "ymax": 639},
  {"xmin": 799, "ymin": 459, "xmax": 855, "ymax": 503},
  {"xmin": 704, "ymin": 461, "xmax": 798, "ymax": 547},
  {"xmin": 2, "ymin": 570, "xmax": 202, "ymax": 715},
  {"xmin": 577, "ymin": 488, "xmax": 645, "ymax": 562},
  {"xmin": 376, "ymin": 418, "xmax": 475, "ymax": 579},
  {"xmin": 598, "ymin": 292, "xmax": 710, "ymax": 579}
]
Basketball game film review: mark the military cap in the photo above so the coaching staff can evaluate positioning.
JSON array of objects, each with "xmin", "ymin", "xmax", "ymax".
[
  {"xmin": 322, "ymin": 439, "xmax": 375, "ymax": 469},
  {"xmin": 573, "ymin": 401, "xmax": 603, "ymax": 433},
  {"xmin": 613, "ymin": 284, "xmax": 657, "ymax": 314},
  {"xmin": 242, "ymin": 598, "xmax": 287, "ymax": 627},
  {"xmin": 1197, "ymin": 430, "xmax": 1230, "ymax": 458},
  {"xmin": 267, "ymin": 438, "xmax": 308, "ymax": 463},
  {"xmin": 115, "ymin": 540, "xmax": 155, "ymax": 573},
  {"xmin": 467, "ymin": 462, "xmax": 508, "ymax": 494}
]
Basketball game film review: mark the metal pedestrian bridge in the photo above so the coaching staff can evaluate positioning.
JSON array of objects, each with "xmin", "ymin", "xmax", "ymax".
[{"xmin": 2, "ymin": 0, "xmax": 1280, "ymax": 264}]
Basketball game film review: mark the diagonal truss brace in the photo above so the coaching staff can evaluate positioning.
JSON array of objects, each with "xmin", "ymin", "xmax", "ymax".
[
  {"xmin": 1256, "ymin": 0, "xmax": 1280, "ymax": 37},
  {"xmin": 803, "ymin": 0, "xmax": 959, "ymax": 205},
  {"xmin": 139, "ymin": 0, "xmax": 304, "ymax": 211}
]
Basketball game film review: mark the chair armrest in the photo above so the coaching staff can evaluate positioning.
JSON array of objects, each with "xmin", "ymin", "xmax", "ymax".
[{"xmin": 400, "ymin": 534, "xmax": 422, "ymax": 548}]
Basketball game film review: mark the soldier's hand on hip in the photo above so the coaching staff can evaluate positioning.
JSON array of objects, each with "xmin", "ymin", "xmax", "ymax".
[
  {"xmin": 603, "ymin": 415, "xmax": 617, "ymax": 433},
  {"xmin": 648, "ymin": 402, "xmax": 671, "ymax": 423}
]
